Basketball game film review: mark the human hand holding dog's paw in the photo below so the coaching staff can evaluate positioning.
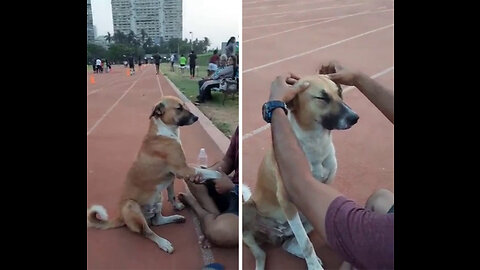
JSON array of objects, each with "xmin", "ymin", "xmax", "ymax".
[
  {"xmin": 269, "ymin": 74, "xmax": 310, "ymax": 103},
  {"xmin": 185, "ymin": 173, "xmax": 204, "ymax": 184}
]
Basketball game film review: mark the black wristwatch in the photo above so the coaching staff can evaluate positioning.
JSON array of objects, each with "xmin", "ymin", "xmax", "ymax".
[{"xmin": 262, "ymin": 100, "xmax": 288, "ymax": 123}]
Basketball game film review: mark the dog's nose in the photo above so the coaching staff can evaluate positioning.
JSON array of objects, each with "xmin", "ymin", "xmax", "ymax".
[
  {"xmin": 192, "ymin": 116, "xmax": 199, "ymax": 122},
  {"xmin": 347, "ymin": 114, "xmax": 359, "ymax": 125}
]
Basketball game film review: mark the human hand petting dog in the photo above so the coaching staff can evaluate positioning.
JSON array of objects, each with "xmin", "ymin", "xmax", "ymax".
[
  {"xmin": 285, "ymin": 61, "xmax": 360, "ymax": 87},
  {"xmin": 269, "ymin": 74, "xmax": 310, "ymax": 103},
  {"xmin": 318, "ymin": 61, "xmax": 359, "ymax": 86}
]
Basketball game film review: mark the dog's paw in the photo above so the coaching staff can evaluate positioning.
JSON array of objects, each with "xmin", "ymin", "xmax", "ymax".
[
  {"xmin": 158, "ymin": 239, "xmax": 174, "ymax": 254},
  {"xmin": 174, "ymin": 215, "xmax": 186, "ymax": 223},
  {"xmin": 173, "ymin": 201, "xmax": 185, "ymax": 211}
]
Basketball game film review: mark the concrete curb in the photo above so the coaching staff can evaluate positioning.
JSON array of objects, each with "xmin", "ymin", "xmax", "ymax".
[{"xmin": 161, "ymin": 73, "xmax": 230, "ymax": 154}]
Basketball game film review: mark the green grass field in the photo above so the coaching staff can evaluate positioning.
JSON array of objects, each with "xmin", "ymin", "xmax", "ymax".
[
  {"xmin": 196, "ymin": 53, "xmax": 212, "ymax": 66},
  {"xmin": 160, "ymin": 63, "xmax": 238, "ymax": 137}
]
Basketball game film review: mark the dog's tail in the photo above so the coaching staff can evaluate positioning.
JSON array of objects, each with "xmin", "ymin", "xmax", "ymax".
[
  {"xmin": 242, "ymin": 183, "xmax": 252, "ymax": 202},
  {"xmin": 87, "ymin": 205, "xmax": 124, "ymax": 230}
]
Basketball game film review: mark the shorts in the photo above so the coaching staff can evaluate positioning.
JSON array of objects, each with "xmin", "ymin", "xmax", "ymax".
[
  {"xmin": 129, "ymin": 64, "xmax": 134, "ymax": 69},
  {"xmin": 204, "ymin": 180, "xmax": 238, "ymax": 215},
  {"xmin": 170, "ymin": 61, "xmax": 174, "ymax": 66},
  {"xmin": 180, "ymin": 64, "xmax": 185, "ymax": 67}
]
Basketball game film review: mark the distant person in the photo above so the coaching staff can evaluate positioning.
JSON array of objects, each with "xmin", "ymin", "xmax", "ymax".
[
  {"xmin": 123, "ymin": 55, "xmax": 128, "ymax": 67},
  {"xmin": 104, "ymin": 59, "xmax": 110, "ymax": 73},
  {"xmin": 225, "ymin": 37, "xmax": 236, "ymax": 58},
  {"xmin": 196, "ymin": 54, "xmax": 235, "ymax": 104},
  {"xmin": 208, "ymin": 49, "xmax": 219, "ymax": 77},
  {"xmin": 153, "ymin": 53, "xmax": 161, "ymax": 75},
  {"xmin": 188, "ymin": 50, "xmax": 197, "ymax": 79},
  {"xmin": 170, "ymin": 53, "xmax": 175, "ymax": 72},
  {"xmin": 179, "ymin": 54, "xmax": 187, "ymax": 73},
  {"xmin": 138, "ymin": 56, "xmax": 142, "ymax": 70},
  {"xmin": 128, "ymin": 55, "xmax": 135, "ymax": 75},
  {"xmin": 95, "ymin": 58, "xmax": 102, "ymax": 73},
  {"xmin": 92, "ymin": 59, "xmax": 96, "ymax": 73}
]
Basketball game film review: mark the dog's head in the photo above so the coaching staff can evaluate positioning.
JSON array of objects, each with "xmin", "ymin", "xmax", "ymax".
[
  {"xmin": 288, "ymin": 75, "xmax": 359, "ymax": 130},
  {"xmin": 149, "ymin": 96, "xmax": 198, "ymax": 126}
]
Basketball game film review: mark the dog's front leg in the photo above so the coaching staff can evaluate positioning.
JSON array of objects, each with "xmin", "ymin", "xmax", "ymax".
[
  {"xmin": 167, "ymin": 182, "xmax": 185, "ymax": 211},
  {"xmin": 277, "ymin": 174, "xmax": 323, "ymax": 270},
  {"xmin": 152, "ymin": 200, "xmax": 186, "ymax": 226},
  {"xmin": 321, "ymin": 153, "xmax": 337, "ymax": 184}
]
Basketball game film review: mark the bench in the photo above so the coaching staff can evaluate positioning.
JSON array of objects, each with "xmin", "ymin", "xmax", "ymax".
[{"xmin": 211, "ymin": 78, "xmax": 238, "ymax": 105}]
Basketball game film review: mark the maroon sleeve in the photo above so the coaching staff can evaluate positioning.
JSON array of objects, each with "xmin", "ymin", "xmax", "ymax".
[
  {"xmin": 224, "ymin": 127, "xmax": 239, "ymax": 184},
  {"xmin": 325, "ymin": 196, "xmax": 394, "ymax": 269}
]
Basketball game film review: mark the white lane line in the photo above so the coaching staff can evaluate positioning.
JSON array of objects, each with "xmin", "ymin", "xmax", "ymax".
[
  {"xmin": 87, "ymin": 71, "xmax": 146, "ymax": 136},
  {"xmin": 243, "ymin": 24, "xmax": 393, "ymax": 73},
  {"xmin": 244, "ymin": 9, "xmax": 392, "ymax": 43},
  {"xmin": 87, "ymin": 88, "xmax": 103, "ymax": 96},
  {"xmin": 243, "ymin": 8, "xmax": 392, "ymax": 30},
  {"xmin": 155, "ymin": 72, "xmax": 164, "ymax": 96},
  {"xmin": 243, "ymin": 3, "xmax": 364, "ymax": 18}
]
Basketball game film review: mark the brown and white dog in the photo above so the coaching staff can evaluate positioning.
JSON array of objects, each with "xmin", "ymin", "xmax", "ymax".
[
  {"xmin": 87, "ymin": 96, "xmax": 220, "ymax": 253},
  {"xmin": 243, "ymin": 75, "xmax": 359, "ymax": 270}
]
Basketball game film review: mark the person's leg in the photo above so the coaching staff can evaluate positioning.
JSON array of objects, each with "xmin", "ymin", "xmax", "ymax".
[
  {"xmin": 178, "ymin": 192, "xmax": 238, "ymax": 247},
  {"xmin": 340, "ymin": 189, "xmax": 393, "ymax": 270},
  {"xmin": 185, "ymin": 180, "xmax": 220, "ymax": 215},
  {"xmin": 205, "ymin": 86, "xmax": 214, "ymax": 100},
  {"xmin": 192, "ymin": 65, "xmax": 196, "ymax": 78},
  {"xmin": 197, "ymin": 80, "xmax": 208, "ymax": 102}
]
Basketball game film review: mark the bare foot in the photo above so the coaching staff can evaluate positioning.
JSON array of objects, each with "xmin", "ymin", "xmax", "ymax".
[{"xmin": 198, "ymin": 234, "xmax": 211, "ymax": 249}]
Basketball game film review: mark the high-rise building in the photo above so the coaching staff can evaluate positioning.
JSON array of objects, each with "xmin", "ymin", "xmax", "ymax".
[
  {"xmin": 87, "ymin": 0, "xmax": 95, "ymax": 42},
  {"xmin": 111, "ymin": 0, "xmax": 182, "ymax": 45}
]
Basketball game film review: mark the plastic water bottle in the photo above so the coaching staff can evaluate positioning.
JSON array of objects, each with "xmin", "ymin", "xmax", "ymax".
[{"xmin": 197, "ymin": 148, "xmax": 208, "ymax": 168}]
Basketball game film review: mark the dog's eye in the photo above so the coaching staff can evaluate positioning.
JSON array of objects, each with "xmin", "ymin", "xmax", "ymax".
[
  {"xmin": 314, "ymin": 96, "xmax": 329, "ymax": 102},
  {"xmin": 176, "ymin": 107, "xmax": 183, "ymax": 111}
]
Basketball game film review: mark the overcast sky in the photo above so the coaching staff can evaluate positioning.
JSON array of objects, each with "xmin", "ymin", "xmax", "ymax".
[{"xmin": 91, "ymin": 0, "xmax": 239, "ymax": 49}]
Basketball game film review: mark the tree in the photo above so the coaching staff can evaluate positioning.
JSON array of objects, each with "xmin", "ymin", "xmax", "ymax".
[
  {"xmin": 87, "ymin": 43, "xmax": 107, "ymax": 64},
  {"xmin": 204, "ymin": 37, "xmax": 210, "ymax": 48},
  {"xmin": 107, "ymin": 44, "xmax": 134, "ymax": 62},
  {"xmin": 127, "ymin": 30, "xmax": 136, "ymax": 45},
  {"xmin": 143, "ymin": 37, "xmax": 153, "ymax": 50},
  {"xmin": 140, "ymin": 29, "xmax": 147, "ymax": 43},
  {"xmin": 113, "ymin": 30, "xmax": 127, "ymax": 44},
  {"xmin": 104, "ymin": 32, "xmax": 112, "ymax": 44}
]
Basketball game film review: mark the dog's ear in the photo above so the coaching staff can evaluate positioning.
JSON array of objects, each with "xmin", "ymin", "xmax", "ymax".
[
  {"xmin": 336, "ymin": 83, "xmax": 343, "ymax": 99},
  {"xmin": 286, "ymin": 96, "xmax": 298, "ymax": 112},
  {"xmin": 149, "ymin": 102, "xmax": 166, "ymax": 119}
]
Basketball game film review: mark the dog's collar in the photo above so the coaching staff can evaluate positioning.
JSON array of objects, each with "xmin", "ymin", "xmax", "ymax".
[{"xmin": 153, "ymin": 118, "xmax": 180, "ymax": 142}]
